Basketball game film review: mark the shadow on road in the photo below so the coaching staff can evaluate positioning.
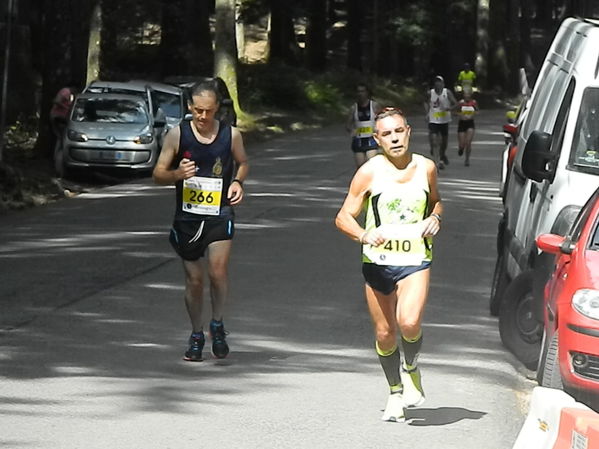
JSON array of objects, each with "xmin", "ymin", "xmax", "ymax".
[{"xmin": 406, "ymin": 407, "xmax": 487, "ymax": 426}]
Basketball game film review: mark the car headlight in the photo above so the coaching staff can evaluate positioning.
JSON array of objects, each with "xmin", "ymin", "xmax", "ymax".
[
  {"xmin": 67, "ymin": 129, "xmax": 88, "ymax": 142},
  {"xmin": 572, "ymin": 289, "xmax": 599, "ymax": 320},
  {"xmin": 134, "ymin": 133, "xmax": 153, "ymax": 144}
]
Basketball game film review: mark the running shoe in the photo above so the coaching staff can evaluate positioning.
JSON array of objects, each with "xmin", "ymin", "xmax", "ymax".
[
  {"xmin": 465, "ymin": 160, "xmax": 470, "ymax": 167},
  {"xmin": 401, "ymin": 364, "xmax": 425, "ymax": 407},
  {"xmin": 210, "ymin": 320, "xmax": 229, "ymax": 359},
  {"xmin": 441, "ymin": 154, "xmax": 449, "ymax": 165},
  {"xmin": 458, "ymin": 147, "xmax": 464, "ymax": 156},
  {"xmin": 381, "ymin": 392, "xmax": 405, "ymax": 422},
  {"xmin": 184, "ymin": 333, "xmax": 205, "ymax": 362},
  {"xmin": 438, "ymin": 162, "xmax": 445, "ymax": 170}
]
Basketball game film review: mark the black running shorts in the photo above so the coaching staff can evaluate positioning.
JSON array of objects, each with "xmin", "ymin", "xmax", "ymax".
[
  {"xmin": 428, "ymin": 123, "xmax": 449, "ymax": 137},
  {"xmin": 169, "ymin": 217, "xmax": 234, "ymax": 261},
  {"xmin": 458, "ymin": 120, "xmax": 475, "ymax": 133},
  {"xmin": 362, "ymin": 262, "xmax": 432, "ymax": 295}
]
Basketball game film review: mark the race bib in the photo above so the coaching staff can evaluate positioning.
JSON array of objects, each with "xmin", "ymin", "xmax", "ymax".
[
  {"xmin": 182, "ymin": 176, "xmax": 223, "ymax": 216},
  {"xmin": 461, "ymin": 105, "xmax": 475, "ymax": 117},
  {"xmin": 363, "ymin": 223, "xmax": 429, "ymax": 266},
  {"xmin": 432, "ymin": 110, "xmax": 448, "ymax": 119},
  {"xmin": 356, "ymin": 126, "xmax": 374, "ymax": 138}
]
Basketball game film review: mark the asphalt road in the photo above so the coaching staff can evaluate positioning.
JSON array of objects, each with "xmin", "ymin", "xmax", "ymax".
[{"xmin": 0, "ymin": 108, "xmax": 534, "ymax": 449}]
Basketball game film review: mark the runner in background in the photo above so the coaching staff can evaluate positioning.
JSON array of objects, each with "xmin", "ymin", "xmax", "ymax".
[
  {"xmin": 346, "ymin": 83, "xmax": 382, "ymax": 168},
  {"xmin": 456, "ymin": 87, "xmax": 478, "ymax": 167}
]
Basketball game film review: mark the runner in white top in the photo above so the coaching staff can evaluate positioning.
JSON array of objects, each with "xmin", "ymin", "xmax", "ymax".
[
  {"xmin": 346, "ymin": 83, "xmax": 382, "ymax": 168},
  {"xmin": 424, "ymin": 75, "xmax": 457, "ymax": 170}
]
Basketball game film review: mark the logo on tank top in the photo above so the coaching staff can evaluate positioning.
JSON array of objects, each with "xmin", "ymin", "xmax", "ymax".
[{"xmin": 212, "ymin": 157, "xmax": 223, "ymax": 177}]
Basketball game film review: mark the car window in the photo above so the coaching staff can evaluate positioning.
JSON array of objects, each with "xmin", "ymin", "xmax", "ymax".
[
  {"xmin": 569, "ymin": 87, "xmax": 599, "ymax": 174},
  {"xmin": 570, "ymin": 188, "xmax": 599, "ymax": 243},
  {"xmin": 151, "ymin": 91, "xmax": 182, "ymax": 119},
  {"xmin": 72, "ymin": 99, "xmax": 148, "ymax": 124}
]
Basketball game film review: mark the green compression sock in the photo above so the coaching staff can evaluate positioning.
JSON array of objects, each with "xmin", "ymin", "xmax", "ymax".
[
  {"xmin": 401, "ymin": 332, "xmax": 423, "ymax": 368},
  {"xmin": 376, "ymin": 342, "xmax": 402, "ymax": 393}
]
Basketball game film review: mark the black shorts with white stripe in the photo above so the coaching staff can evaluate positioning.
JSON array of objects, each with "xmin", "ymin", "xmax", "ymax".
[{"xmin": 169, "ymin": 217, "xmax": 235, "ymax": 261}]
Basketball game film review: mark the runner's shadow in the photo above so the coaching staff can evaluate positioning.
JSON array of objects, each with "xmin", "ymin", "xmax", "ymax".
[{"xmin": 405, "ymin": 407, "xmax": 486, "ymax": 426}]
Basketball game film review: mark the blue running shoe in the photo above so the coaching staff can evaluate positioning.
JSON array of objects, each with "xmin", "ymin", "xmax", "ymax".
[
  {"xmin": 210, "ymin": 320, "xmax": 229, "ymax": 359},
  {"xmin": 183, "ymin": 332, "xmax": 205, "ymax": 362}
]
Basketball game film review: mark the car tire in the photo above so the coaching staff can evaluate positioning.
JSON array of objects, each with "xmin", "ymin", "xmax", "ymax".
[
  {"xmin": 536, "ymin": 329, "xmax": 548, "ymax": 384},
  {"xmin": 541, "ymin": 332, "xmax": 563, "ymax": 390},
  {"xmin": 499, "ymin": 270, "xmax": 543, "ymax": 370},
  {"xmin": 490, "ymin": 251, "xmax": 510, "ymax": 316}
]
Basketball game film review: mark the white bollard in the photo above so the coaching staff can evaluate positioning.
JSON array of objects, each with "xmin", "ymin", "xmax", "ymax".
[{"xmin": 512, "ymin": 387, "xmax": 591, "ymax": 449}]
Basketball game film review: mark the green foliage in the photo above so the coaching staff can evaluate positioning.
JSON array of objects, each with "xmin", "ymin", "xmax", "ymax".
[{"xmin": 303, "ymin": 80, "xmax": 342, "ymax": 111}]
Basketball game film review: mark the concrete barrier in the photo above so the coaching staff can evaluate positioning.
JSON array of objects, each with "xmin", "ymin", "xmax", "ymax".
[
  {"xmin": 512, "ymin": 387, "xmax": 591, "ymax": 449},
  {"xmin": 552, "ymin": 407, "xmax": 599, "ymax": 449}
]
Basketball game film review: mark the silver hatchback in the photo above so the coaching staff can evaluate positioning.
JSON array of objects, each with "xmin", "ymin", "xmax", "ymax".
[{"xmin": 56, "ymin": 93, "xmax": 165, "ymax": 177}]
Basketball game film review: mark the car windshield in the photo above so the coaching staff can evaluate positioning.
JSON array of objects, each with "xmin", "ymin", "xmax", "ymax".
[
  {"xmin": 72, "ymin": 98, "xmax": 148, "ymax": 124},
  {"xmin": 570, "ymin": 87, "xmax": 599, "ymax": 174},
  {"xmin": 151, "ymin": 91, "xmax": 182, "ymax": 119}
]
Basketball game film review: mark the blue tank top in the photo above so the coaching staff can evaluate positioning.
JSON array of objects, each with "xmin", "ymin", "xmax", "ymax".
[{"xmin": 174, "ymin": 120, "xmax": 234, "ymax": 221}]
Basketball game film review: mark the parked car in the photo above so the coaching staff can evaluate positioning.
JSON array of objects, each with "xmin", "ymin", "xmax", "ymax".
[
  {"xmin": 536, "ymin": 186, "xmax": 599, "ymax": 402},
  {"xmin": 54, "ymin": 93, "xmax": 165, "ymax": 177},
  {"xmin": 492, "ymin": 17, "xmax": 599, "ymax": 369},
  {"xmin": 84, "ymin": 80, "xmax": 184, "ymax": 131}
]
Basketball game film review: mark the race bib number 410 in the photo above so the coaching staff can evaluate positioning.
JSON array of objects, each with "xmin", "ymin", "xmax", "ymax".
[
  {"xmin": 182, "ymin": 176, "xmax": 223, "ymax": 216},
  {"xmin": 363, "ymin": 223, "xmax": 428, "ymax": 266}
]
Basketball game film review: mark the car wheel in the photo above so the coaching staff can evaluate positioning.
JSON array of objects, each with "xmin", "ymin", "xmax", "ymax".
[
  {"xmin": 499, "ymin": 270, "xmax": 542, "ymax": 370},
  {"xmin": 541, "ymin": 332, "xmax": 563, "ymax": 390},
  {"xmin": 490, "ymin": 251, "xmax": 509, "ymax": 316},
  {"xmin": 536, "ymin": 329, "xmax": 548, "ymax": 384}
]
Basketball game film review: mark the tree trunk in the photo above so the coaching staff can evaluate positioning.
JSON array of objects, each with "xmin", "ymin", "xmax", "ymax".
[
  {"xmin": 346, "ymin": 0, "xmax": 362, "ymax": 70},
  {"xmin": 306, "ymin": 0, "xmax": 327, "ymax": 71},
  {"xmin": 519, "ymin": 0, "xmax": 534, "ymax": 77},
  {"xmin": 269, "ymin": 0, "xmax": 298, "ymax": 64},
  {"xmin": 161, "ymin": 0, "xmax": 189, "ymax": 77},
  {"xmin": 487, "ymin": 0, "xmax": 509, "ymax": 92},
  {"xmin": 86, "ymin": 0, "xmax": 102, "ymax": 85},
  {"xmin": 35, "ymin": 0, "xmax": 74, "ymax": 157},
  {"xmin": 214, "ymin": 0, "xmax": 241, "ymax": 114},
  {"xmin": 236, "ymin": 0, "xmax": 245, "ymax": 62},
  {"xmin": 474, "ymin": 0, "xmax": 490, "ymax": 89}
]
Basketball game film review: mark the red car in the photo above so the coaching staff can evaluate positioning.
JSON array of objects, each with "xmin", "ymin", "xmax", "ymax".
[{"xmin": 536, "ymin": 187, "xmax": 599, "ymax": 401}]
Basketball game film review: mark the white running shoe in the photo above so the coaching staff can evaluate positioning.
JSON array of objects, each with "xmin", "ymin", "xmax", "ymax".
[
  {"xmin": 401, "ymin": 365, "xmax": 425, "ymax": 407},
  {"xmin": 381, "ymin": 393, "xmax": 405, "ymax": 422}
]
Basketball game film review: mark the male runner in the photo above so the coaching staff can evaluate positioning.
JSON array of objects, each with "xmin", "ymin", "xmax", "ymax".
[
  {"xmin": 346, "ymin": 83, "xmax": 382, "ymax": 168},
  {"xmin": 424, "ymin": 76, "xmax": 457, "ymax": 170},
  {"xmin": 153, "ymin": 79, "xmax": 249, "ymax": 361},
  {"xmin": 335, "ymin": 108, "xmax": 443, "ymax": 422}
]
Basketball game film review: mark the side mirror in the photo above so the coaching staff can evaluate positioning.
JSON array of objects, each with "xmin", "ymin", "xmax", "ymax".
[
  {"xmin": 522, "ymin": 130, "xmax": 554, "ymax": 182},
  {"xmin": 503, "ymin": 123, "xmax": 518, "ymax": 137},
  {"xmin": 184, "ymin": 113, "xmax": 192, "ymax": 121},
  {"xmin": 536, "ymin": 233, "xmax": 574, "ymax": 255}
]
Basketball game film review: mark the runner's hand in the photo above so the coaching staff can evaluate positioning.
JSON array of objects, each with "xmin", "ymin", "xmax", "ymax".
[
  {"xmin": 421, "ymin": 216, "xmax": 440, "ymax": 237},
  {"xmin": 361, "ymin": 228, "xmax": 386, "ymax": 247},
  {"xmin": 228, "ymin": 181, "xmax": 244, "ymax": 205},
  {"xmin": 178, "ymin": 158, "xmax": 196, "ymax": 180}
]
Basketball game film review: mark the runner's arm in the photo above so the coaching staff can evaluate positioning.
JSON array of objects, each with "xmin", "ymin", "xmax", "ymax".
[
  {"xmin": 228, "ymin": 127, "xmax": 249, "ymax": 205},
  {"xmin": 335, "ymin": 166, "xmax": 385, "ymax": 246},
  {"xmin": 152, "ymin": 127, "xmax": 195, "ymax": 185},
  {"xmin": 346, "ymin": 104, "xmax": 355, "ymax": 133},
  {"xmin": 422, "ymin": 159, "xmax": 443, "ymax": 237}
]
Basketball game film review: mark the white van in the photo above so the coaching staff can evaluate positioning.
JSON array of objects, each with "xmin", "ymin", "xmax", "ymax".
[{"xmin": 491, "ymin": 17, "xmax": 599, "ymax": 368}]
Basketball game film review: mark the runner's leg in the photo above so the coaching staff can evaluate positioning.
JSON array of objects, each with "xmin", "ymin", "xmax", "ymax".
[
  {"xmin": 458, "ymin": 131, "xmax": 466, "ymax": 156},
  {"xmin": 353, "ymin": 151, "xmax": 367, "ymax": 168},
  {"xmin": 207, "ymin": 239, "xmax": 232, "ymax": 321},
  {"xmin": 365, "ymin": 148, "xmax": 378, "ymax": 162},
  {"xmin": 464, "ymin": 128, "xmax": 475, "ymax": 166},
  {"xmin": 182, "ymin": 259, "xmax": 205, "ymax": 332}
]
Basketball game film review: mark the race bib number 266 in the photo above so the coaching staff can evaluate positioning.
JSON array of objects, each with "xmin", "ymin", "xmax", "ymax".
[{"xmin": 182, "ymin": 176, "xmax": 223, "ymax": 216}]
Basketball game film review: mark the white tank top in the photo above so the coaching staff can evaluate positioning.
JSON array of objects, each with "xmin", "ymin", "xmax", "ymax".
[
  {"xmin": 429, "ymin": 88, "xmax": 451, "ymax": 124},
  {"xmin": 353, "ymin": 101, "xmax": 376, "ymax": 138}
]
